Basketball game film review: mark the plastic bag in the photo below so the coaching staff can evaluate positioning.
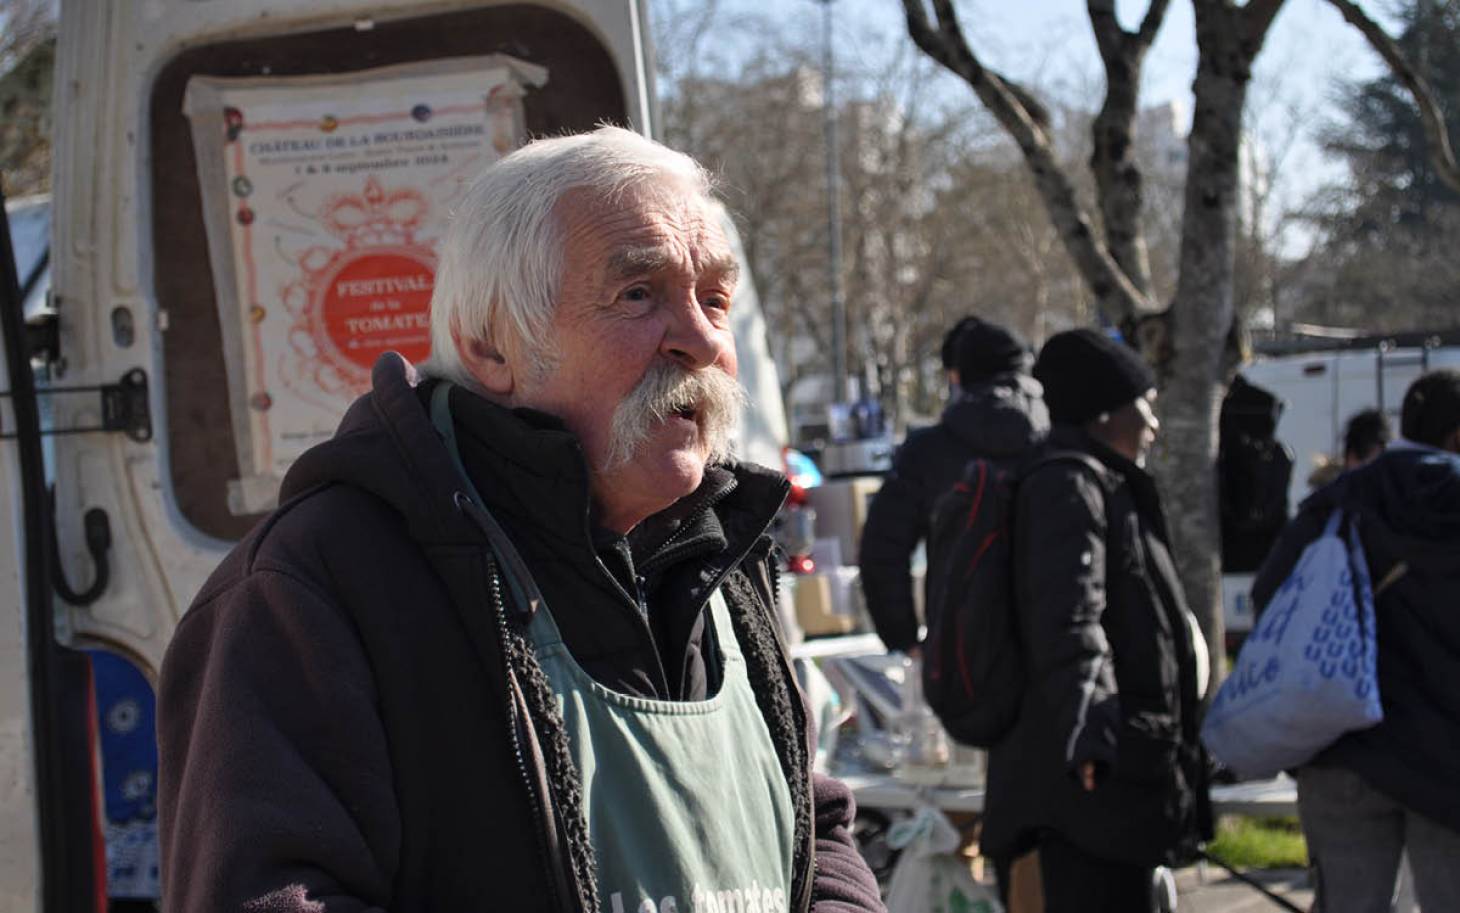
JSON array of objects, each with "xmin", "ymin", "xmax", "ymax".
[
  {"xmin": 884, "ymin": 806, "xmax": 1003, "ymax": 913},
  {"xmin": 1201, "ymin": 510, "xmax": 1382, "ymax": 779}
]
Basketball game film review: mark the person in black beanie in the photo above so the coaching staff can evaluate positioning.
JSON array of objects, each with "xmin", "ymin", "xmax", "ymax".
[
  {"xmin": 1033, "ymin": 327, "xmax": 1159, "ymax": 437},
  {"xmin": 981, "ymin": 327, "xmax": 1212, "ymax": 913},
  {"xmin": 859, "ymin": 317, "xmax": 1048, "ymax": 654}
]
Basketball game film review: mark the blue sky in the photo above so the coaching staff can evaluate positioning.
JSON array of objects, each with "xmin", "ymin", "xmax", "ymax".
[
  {"xmin": 673, "ymin": 0, "xmax": 1407, "ymax": 244},
  {"xmin": 758, "ymin": 0, "xmax": 1395, "ymax": 115}
]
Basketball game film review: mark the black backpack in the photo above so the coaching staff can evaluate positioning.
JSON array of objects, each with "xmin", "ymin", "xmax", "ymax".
[{"xmin": 922, "ymin": 451, "xmax": 1103, "ymax": 747}]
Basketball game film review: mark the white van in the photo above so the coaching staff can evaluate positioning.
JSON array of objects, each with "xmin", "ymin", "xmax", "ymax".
[
  {"xmin": 0, "ymin": 3, "xmax": 786, "ymax": 908},
  {"xmin": 1221, "ymin": 336, "xmax": 1460, "ymax": 636}
]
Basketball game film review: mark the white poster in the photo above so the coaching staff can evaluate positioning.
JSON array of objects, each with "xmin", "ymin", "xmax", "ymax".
[{"xmin": 184, "ymin": 56, "xmax": 547, "ymax": 513}]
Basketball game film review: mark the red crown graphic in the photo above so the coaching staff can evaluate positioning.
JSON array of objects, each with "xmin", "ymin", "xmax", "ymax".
[{"xmin": 318, "ymin": 176, "xmax": 428, "ymax": 248}]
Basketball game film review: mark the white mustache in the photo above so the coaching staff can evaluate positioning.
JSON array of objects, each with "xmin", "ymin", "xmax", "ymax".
[{"xmin": 600, "ymin": 360, "xmax": 745, "ymax": 471}]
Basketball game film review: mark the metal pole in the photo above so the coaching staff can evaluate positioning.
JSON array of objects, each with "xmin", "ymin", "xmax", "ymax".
[{"xmin": 819, "ymin": 0, "xmax": 847, "ymax": 403}]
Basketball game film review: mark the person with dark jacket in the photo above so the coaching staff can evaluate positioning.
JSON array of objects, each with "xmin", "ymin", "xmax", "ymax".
[
  {"xmin": 1218, "ymin": 374, "xmax": 1294, "ymax": 573},
  {"xmin": 158, "ymin": 128, "xmax": 884, "ymax": 913},
  {"xmin": 981, "ymin": 328, "xmax": 1211, "ymax": 912},
  {"xmin": 1250, "ymin": 369, "xmax": 1460, "ymax": 913},
  {"xmin": 859, "ymin": 318, "xmax": 1048, "ymax": 652}
]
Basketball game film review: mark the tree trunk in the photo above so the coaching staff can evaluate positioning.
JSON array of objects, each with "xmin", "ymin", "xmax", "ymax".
[{"xmin": 1158, "ymin": 0, "xmax": 1281, "ymax": 689}]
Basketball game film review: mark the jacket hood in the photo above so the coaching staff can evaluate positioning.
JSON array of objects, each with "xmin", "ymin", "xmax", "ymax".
[
  {"xmin": 941, "ymin": 373, "xmax": 1050, "ymax": 459},
  {"xmin": 281, "ymin": 354, "xmax": 481, "ymax": 548},
  {"xmin": 1305, "ymin": 445, "xmax": 1460, "ymax": 557}
]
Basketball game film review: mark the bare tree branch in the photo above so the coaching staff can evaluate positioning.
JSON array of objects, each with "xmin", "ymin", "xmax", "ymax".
[
  {"xmin": 1088, "ymin": 0, "xmax": 1129, "ymax": 64},
  {"xmin": 1086, "ymin": 0, "xmax": 1172, "ymax": 299},
  {"xmin": 901, "ymin": 0, "xmax": 1157, "ymax": 324},
  {"xmin": 1137, "ymin": 0, "xmax": 1173, "ymax": 48},
  {"xmin": 920, "ymin": 0, "xmax": 1052, "ymax": 129},
  {"xmin": 1323, "ymin": 0, "xmax": 1460, "ymax": 193},
  {"xmin": 1089, "ymin": 0, "xmax": 1171, "ymax": 55}
]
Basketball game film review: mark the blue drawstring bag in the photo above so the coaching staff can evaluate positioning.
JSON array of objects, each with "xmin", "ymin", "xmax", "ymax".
[{"xmin": 1201, "ymin": 510, "xmax": 1383, "ymax": 780}]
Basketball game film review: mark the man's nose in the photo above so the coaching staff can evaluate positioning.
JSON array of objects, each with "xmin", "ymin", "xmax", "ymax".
[{"xmin": 660, "ymin": 298, "xmax": 731, "ymax": 370}]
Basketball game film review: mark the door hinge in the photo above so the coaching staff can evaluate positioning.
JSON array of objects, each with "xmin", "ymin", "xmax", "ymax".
[{"xmin": 0, "ymin": 367, "xmax": 153, "ymax": 442}]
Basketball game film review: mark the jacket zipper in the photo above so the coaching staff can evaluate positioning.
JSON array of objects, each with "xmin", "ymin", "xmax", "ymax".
[
  {"xmin": 637, "ymin": 483, "xmax": 737, "ymax": 576},
  {"xmin": 770, "ymin": 550, "xmax": 784, "ymax": 620},
  {"xmin": 485, "ymin": 556, "xmax": 571, "ymax": 913},
  {"xmin": 638, "ymin": 516, "xmax": 707, "ymax": 576},
  {"xmin": 624, "ymin": 501, "xmax": 721, "ymax": 694},
  {"xmin": 456, "ymin": 490, "xmax": 585, "ymax": 911}
]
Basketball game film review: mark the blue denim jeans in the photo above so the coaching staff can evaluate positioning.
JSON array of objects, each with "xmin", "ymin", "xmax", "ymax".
[{"xmin": 1298, "ymin": 765, "xmax": 1460, "ymax": 913}]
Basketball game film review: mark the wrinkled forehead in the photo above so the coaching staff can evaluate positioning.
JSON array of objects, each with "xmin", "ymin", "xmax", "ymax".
[{"xmin": 553, "ymin": 180, "xmax": 735, "ymax": 276}]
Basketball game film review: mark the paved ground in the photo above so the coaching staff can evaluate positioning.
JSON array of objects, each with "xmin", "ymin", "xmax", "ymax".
[
  {"xmin": 1176, "ymin": 866, "xmax": 1314, "ymax": 912},
  {"xmin": 954, "ymin": 863, "xmax": 1314, "ymax": 912}
]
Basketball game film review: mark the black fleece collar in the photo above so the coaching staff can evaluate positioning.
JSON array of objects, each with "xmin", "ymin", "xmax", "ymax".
[
  {"xmin": 443, "ymin": 382, "xmax": 783, "ymax": 575},
  {"xmin": 439, "ymin": 378, "xmax": 789, "ymax": 698}
]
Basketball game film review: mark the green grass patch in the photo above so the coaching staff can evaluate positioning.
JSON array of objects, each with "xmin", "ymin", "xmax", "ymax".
[{"xmin": 1206, "ymin": 816, "xmax": 1308, "ymax": 870}]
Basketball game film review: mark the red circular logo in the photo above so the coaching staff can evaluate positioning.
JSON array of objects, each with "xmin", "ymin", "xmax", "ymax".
[{"xmin": 317, "ymin": 250, "xmax": 434, "ymax": 371}]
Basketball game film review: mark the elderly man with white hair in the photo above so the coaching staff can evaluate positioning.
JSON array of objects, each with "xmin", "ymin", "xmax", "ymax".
[{"xmin": 157, "ymin": 127, "xmax": 885, "ymax": 913}]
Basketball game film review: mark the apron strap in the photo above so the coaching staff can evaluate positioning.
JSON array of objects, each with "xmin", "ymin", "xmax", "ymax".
[
  {"xmin": 706, "ymin": 590, "xmax": 743, "ymax": 664},
  {"xmin": 428, "ymin": 381, "xmax": 546, "ymax": 623}
]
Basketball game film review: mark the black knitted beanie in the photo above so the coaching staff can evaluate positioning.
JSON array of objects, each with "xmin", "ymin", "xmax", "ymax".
[
  {"xmin": 956, "ymin": 318, "xmax": 1031, "ymax": 385},
  {"xmin": 1034, "ymin": 328, "xmax": 1155, "ymax": 425}
]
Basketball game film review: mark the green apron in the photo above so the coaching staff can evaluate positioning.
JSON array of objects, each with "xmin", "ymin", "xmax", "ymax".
[{"xmin": 430, "ymin": 384, "xmax": 796, "ymax": 913}]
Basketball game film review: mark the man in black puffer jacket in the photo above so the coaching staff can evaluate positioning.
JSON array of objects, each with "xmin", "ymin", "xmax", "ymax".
[
  {"xmin": 981, "ymin": 329, "xmax": 1211, "ymax": 912},
  {"xmin": 1250, "ymin": 369, "xmax": 1460, "ymax": 913},
  {"xmin": 859, "ymin": 318, "xmax": 1049, "ymax": 653}
]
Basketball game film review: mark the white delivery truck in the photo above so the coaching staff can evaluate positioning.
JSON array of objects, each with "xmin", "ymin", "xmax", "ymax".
[
  {"xmin": 0, "ymin": 3, "xmax": 788, "ymax": 909},
  {"xmin": 1221, "ymin": 333, "xmax": 1460, "ymax": 637}
]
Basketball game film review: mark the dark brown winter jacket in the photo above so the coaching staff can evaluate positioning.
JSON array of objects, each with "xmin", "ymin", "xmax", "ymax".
[{"xmin": 157, "ymin": 353, "xmax": 884, "ymax": 913}]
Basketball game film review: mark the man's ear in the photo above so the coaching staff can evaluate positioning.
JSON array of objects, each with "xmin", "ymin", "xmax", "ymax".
[{"xmin": 452, "ymin": 327, "xmax": 515, "ymax": 397}]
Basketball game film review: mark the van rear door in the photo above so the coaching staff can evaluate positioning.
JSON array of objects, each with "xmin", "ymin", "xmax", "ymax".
[{"xmin": 6, "ymin": 2, "xmax": 656, "ymax": 907}]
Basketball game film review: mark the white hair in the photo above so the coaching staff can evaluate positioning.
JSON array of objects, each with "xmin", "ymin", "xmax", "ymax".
[{"xmin": 422, "ymin": 126, "xmax": 715, "ymax": 387}]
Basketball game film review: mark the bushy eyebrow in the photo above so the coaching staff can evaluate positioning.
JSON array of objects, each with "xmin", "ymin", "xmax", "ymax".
[
  {"xmin": 708, "ymin": 254, "xmax": 741, "ymax": 286},
  {"xmin": 605, "ymin": 247, "xmax": 740, "ymax": 285}
]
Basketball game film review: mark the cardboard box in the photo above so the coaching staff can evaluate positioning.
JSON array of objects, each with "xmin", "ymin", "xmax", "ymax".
[{"xmin": 793, "ymin": 573, "xmax": 858, "ymax": 636}]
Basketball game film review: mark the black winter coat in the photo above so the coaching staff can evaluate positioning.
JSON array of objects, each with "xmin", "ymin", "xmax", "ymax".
[
  {"xmin": 157, "ymin": 354, "xmax": 885, "ymax": 913},
  {"xmin": 859, "ymin": 375, "xmax": 1048, "ymax": 651},
  {"xmin": 981, "ymin": 427, "xmax": 1212, "ymax": 867},
  {"xmin": 1251, "ymin": 445, "xmax": 1460, "ymax": 835}
]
